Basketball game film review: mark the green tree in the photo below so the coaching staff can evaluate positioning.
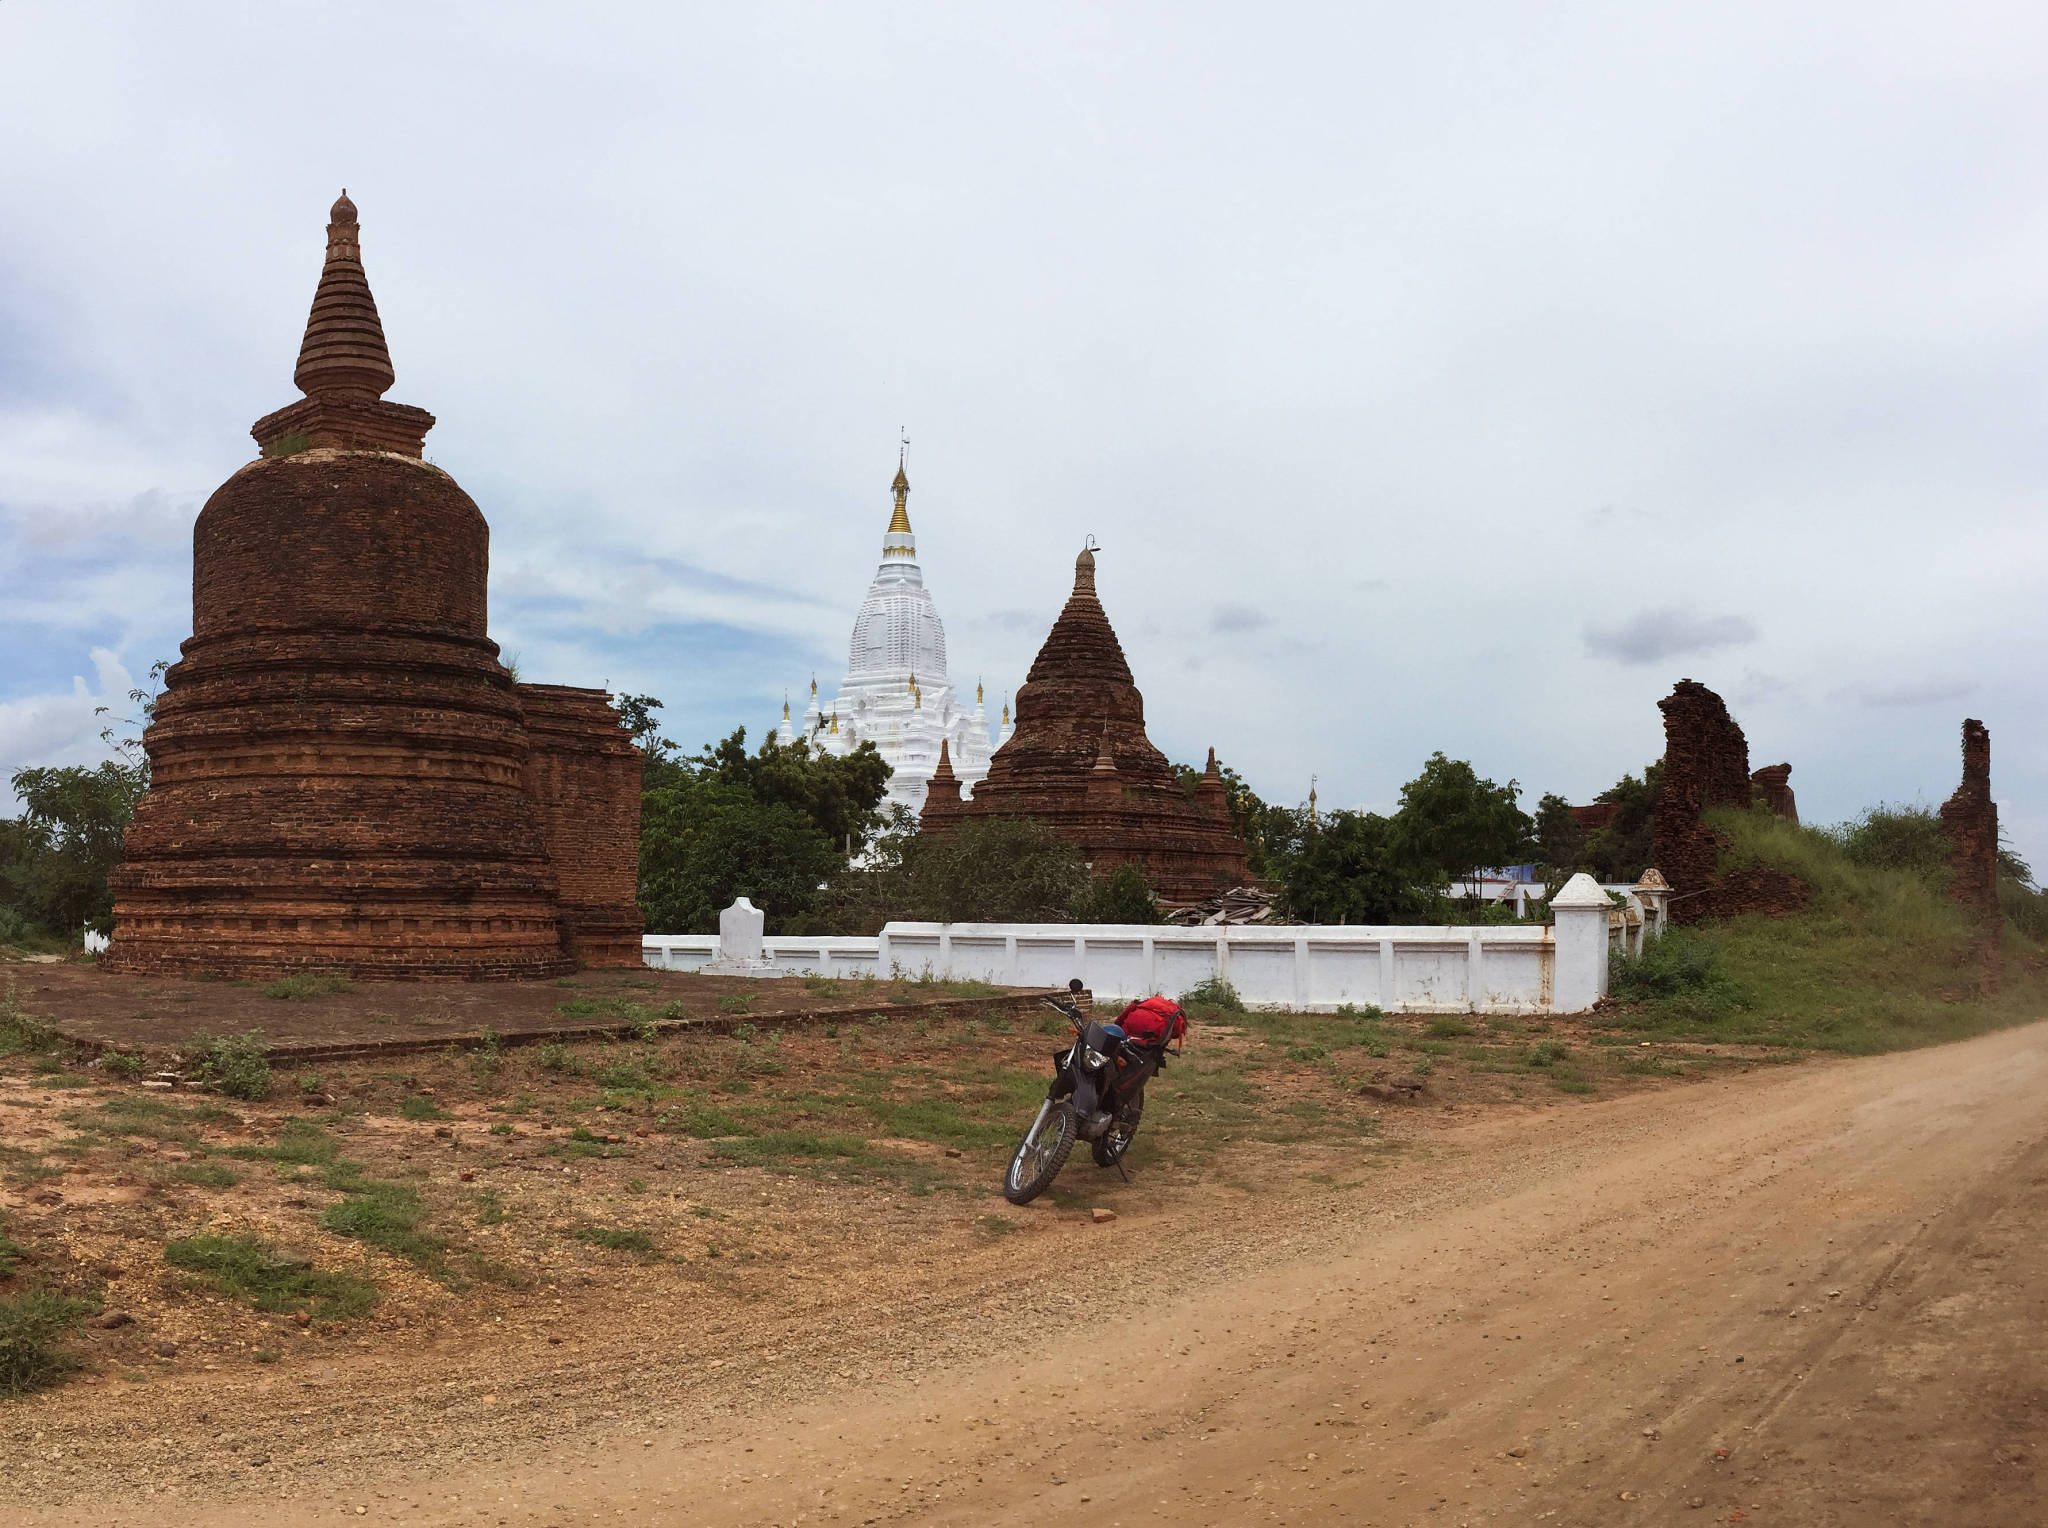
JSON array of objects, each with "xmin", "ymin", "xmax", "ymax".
[
  {"xmin": 1073, "ymin": 862, "xmax": 1163, "ymax": 924},
  {"xmin": 2, "ymin": 762, "xmax": 149, "ymax": 936},
  {"xmin": 1533, "ymin": 792, "xmax": 1587, "ymax": 876},
  {"xmin": 685, "ymin": 728, "xmax": 892, "ymax": 855},
  {"xmin": 629, "ymin": 712, "xmax": 894, "ymax": 935},
  {"xmin": 1279, "ymin": 809, "xmax": 1427, "ymax": 924},
  {"xmin": 1583, "ymin": 763, "xmax": 1660, "ymax": 883},
  {"xmin": 817, "ymin": 817, "xmax": 1090, "ymax": 932},
  {"xmin": 1392, "ymin": 753, "xmax": 1534, "ymax": 895},
  {"xmin": 637, "ymin": 778, "xmax": 840, "ymax": 935}
]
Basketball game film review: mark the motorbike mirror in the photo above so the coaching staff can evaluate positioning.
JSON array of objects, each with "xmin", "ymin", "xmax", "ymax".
[{"xmin": 1068, "ymin": 978, "xmax": 1084, "ymax": 994}]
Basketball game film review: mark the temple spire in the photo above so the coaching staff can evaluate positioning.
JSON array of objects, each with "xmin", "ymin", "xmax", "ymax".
[
  {"xmin": 294, "ymin": 191, "xmax": 396, "ymax": 401},
  {"xmin": 252, "ymin": 191, "xmax": 434, "ymax": 457},
  {"xmin": 887, "ymin": 444, "xmax": 913, "ymax": 537}
]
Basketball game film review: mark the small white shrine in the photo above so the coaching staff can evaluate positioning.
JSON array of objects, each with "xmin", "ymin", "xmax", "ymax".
[{"xmin": 778, "ymin": 454, "xmax": 1010, "ymax": 813}]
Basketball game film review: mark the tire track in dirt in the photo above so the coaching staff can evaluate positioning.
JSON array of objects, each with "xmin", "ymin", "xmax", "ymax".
[{"xmin": 9, "ymin": 1024, "xmax": 2046, "ymax": 1527}]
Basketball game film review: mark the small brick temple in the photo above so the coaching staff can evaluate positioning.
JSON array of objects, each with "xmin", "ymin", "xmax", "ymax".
[
  {"xmin": 922, "ymin": 545, "xmax": 1247, "ymax": 902},
  {"xmin": 106, "ymin": 193, "xmax": 641, "ymax": 979}
]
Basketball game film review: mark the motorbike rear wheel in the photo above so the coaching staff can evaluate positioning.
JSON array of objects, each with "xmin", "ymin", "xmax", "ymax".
[
  {"xmin": 1003, "ymin": 1102, "xmax": 1076, "ymax": 1204},
  {"xmin": 1092, "ymin": 1090, "xmax": 1143, "ymax": 1167}
]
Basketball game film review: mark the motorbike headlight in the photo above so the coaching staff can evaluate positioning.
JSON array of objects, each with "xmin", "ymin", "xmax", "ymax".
[{"xmin": 1082, "ymin": 1046, "xmax": 1110, "ymax": 1070}]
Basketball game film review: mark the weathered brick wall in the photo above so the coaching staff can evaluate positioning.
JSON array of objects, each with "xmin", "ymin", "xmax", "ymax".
[
  {"xmin": 1568, "ymin": 803, "xmax": 1619, "ymax": 834},
  {"xmin": 1653, "ymin": 679, "xmax": 1754, "ymax": 921},
  {"xmin": 938, "ymin": 548, "xmax": 1248, "ymax": 901},
  {"xmin": 518, "ymin": 684, "xmax": 644, "ymax": 967},
  {"xmin": 107, "ymin": 452, "xmax": 573, "ymax": 980},
  {"xmin": 1939, "ymin": 719, "xmax": 1998, "ymax": 924},
  {"xmin": 1749, "ymin": 763, "xmax": 1798, "ymax": 824}
]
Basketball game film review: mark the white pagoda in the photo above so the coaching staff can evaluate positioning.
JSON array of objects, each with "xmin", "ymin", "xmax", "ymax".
[{"xmin": 778, "ymin": 454, "xmax": 1010, "ymax": 813}]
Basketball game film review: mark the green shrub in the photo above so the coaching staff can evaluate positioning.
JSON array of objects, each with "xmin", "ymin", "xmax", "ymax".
[
  {"xmin": 1071, "ymin": 862, "xmax": 1162, "ymax": 924},
  {"xmin": 536, "ymin": 1043, "xmax": 575, "ymax": 1075},
  {"xmin": 1180, "ymin": 976, "xmax": 1246, "ymax": 1012},
  {"xmin": 1609, "ymin": 930, "xmax": 1734, "ymax": 1001},
  {"xmin": 184, "ymin": 1032, "xmax": 272, "ymax": 1100},
  {"xmin": 573, "ymin": 1226, "xmax": 655, "ymax": 1255},
  {"xmin": 0, "ymin": 979, "xmax": 56, "ymax": 1057},
  {"xmin": 1829, "ymin": 805, "xmax": 1949, "ymax": 882},
  {"xmin": 164, "ymin": 1233, "xmax": 377, "ymax": 1320},
  {"xmin": 397, "ymin": 1094, "xmax": 450, "ymax": 1122},
  {"xmin": 0, "ymin": 1289, "xmax": 96, "ymax": 1396},
  {"xmin": 101, "ymin": 1047, "xmax": 146, "ymax": 1081}
]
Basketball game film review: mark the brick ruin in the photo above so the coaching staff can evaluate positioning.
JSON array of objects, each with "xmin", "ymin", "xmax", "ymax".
[
  {"xmin": 1749, "ymin": 763, "xmax": 1797, "ymax": 824},
  {"xmin": 1653, "ymin": 679, "xmax": 1807, "ymax": 922},
  {"xmin": 1938, "ymin": 719, "xmax": 1998, "ymax": 923},
  {"xmin": 924, "ymin": 547, "xmax": 1248, "ymax": 902},
  {"xmin": 106, "ymin": 193, "xmax": 641, "ymax": 980}
]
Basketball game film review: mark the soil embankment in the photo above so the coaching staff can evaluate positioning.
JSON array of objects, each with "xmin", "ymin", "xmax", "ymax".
[{"xmin": 8, "ymin": 1019, "xmax": 2043, "ymax": 1526}]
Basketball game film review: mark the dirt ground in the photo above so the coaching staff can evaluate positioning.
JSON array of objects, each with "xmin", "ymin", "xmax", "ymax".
[
  {"xmin": 5, "ymin": 962, "xmax": 1046, "ymax": 1060},
  {"xmin": 1, "ymin": 986, "xmax": 2043, "ymax": 1526}
]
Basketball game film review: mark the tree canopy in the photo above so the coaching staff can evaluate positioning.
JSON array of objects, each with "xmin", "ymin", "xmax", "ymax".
[{"xmin": 629, "ymin": 710, "xmax": 894, "ymax": 936}]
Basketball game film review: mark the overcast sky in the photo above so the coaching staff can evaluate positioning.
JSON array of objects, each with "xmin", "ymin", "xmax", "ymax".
[{"xmin": 4, "ymin": 3, "xmax": 2045, "ymax": 860}]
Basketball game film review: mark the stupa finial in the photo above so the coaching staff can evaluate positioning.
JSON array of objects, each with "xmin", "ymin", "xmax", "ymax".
[
  {"xmin": 294, "ymin": 189, "xmax": 396, "ymax": 401},
  {"xmin": 251, "ymin": 191, "xmax": 436, "ymax": 457},
  {"xmin": 887, "ymin": 435, "xmax": 913, "ymax": 538},
  {"xmin": 1074, "ymin": 535, "xmax": 1099, "ymax": 593}
]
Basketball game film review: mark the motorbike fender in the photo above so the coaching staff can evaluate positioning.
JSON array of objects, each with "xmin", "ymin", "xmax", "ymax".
[{"xmin": 1071, "ymin": 1073, "xmax": 1111, "ymax": 1140}]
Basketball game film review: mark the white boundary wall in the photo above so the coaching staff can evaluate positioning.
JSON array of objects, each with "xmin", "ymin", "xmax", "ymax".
[{"xmin": 643, "ymin": 874, "xmax": 1621, "ymax": 1014}]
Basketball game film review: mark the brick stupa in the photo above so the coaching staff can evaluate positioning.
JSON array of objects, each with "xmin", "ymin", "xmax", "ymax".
[
  {"xmin": 925, "ymin": 546, "xmax": 1247, "ymax": 901},
  {"xmin": 106, "ymin": 194, "xmax": 641, "ymax": 979}
]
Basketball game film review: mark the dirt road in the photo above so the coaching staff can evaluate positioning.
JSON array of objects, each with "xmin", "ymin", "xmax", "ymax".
[{"xmin": 16, "ymin": 1023, "xmax": 2046, "ymax": 1527}]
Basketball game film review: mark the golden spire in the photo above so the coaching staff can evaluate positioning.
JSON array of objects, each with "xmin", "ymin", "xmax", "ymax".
[
  {"xmin": 976, "ymin": 680, "xmax": 983, "ymax": 705},
  {"xmin": 783, "ymin": 698, "xmax": 791, "ymax": 722},
  {"xmin": 829, "ymin": 709, "xmax": 839, "ymax": 735},
  {"xmin": 886, "ymin": 439, "xmax": 912, "ymax": 537},
  {"xmin": 810, "ymin": 674, "xmax": 817, "ymax": 697}
]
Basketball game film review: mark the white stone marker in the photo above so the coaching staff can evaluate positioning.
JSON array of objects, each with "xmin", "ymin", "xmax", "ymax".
[{"xmin": 702, "ymin": 897, "xmax": 785, "ymax": 977}]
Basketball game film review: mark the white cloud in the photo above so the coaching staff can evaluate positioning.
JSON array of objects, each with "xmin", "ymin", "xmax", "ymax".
[
  {"xmin": 1, "ymin": 2, "xmax": 2046, "ymax": 857},
  {"xmin": 0, "ymin": 647, "xmax": 133, "ymax": 808}
]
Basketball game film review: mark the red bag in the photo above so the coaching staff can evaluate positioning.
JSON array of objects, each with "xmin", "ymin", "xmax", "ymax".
[{"xmin": 1116, "ymin": 995, "xmax": 1187, "ymax": 1046}]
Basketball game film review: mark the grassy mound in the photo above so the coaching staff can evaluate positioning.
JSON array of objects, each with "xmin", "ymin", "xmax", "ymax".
[{"xmin": 1602, "ymin": 807, "xmax": 2048, "ymax": 1054}]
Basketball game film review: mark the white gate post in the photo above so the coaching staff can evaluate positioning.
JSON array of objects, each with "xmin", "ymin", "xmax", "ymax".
[
  {"xmin": 1550, "ymin": 874, "xmax": 1611, "ymax": 1014},
  {"xmin": 1633, "ymin": 869, "xmax": 1671, "ymax": 940}
]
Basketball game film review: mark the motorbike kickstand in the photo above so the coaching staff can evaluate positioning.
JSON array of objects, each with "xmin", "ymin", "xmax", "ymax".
[{"xmin": 1115, "ymin": 1157, "xmax": 1131, "ymax": 1184}]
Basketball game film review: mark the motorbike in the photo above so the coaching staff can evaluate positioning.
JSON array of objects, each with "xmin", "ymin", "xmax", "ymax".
[{"xmin": 1003, "ymin": 979, "xmax": 1177, "ymax": 1205}]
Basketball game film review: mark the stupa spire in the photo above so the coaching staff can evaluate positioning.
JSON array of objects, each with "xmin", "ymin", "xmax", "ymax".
[
  {"xmin": 295, "ymin": 191, "xmax": 396, "ymax": 401},
  {"xmin": 887, "ymin": 442, "xmax": 913, "ymax": 537},
  {"xmin": 251, "ymin": 191, "xmax": 435, "ymax": 458}
]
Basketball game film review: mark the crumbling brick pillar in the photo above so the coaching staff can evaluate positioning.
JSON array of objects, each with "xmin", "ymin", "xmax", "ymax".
[
  {"xmin": 1939, "ymin": 720, "xmax": 1999, "ymax": 923},
  {"xmin": 1653, "ymin": 679, "xmax": 1752, "ymax": 921},
  {"xmin": 1750, "ymin": 764, "xmax": 1797, "ymax": 824}
]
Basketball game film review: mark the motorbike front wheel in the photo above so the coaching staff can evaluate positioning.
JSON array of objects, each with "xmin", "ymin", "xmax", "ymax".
[
  {"xmin": 1003, "ymin": 1101, "xmax": 1076, "ymax": 1204},
  {"xmin": 1092, "ymin": 1090, "xmax": 1143, "ymax": 1167}
]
